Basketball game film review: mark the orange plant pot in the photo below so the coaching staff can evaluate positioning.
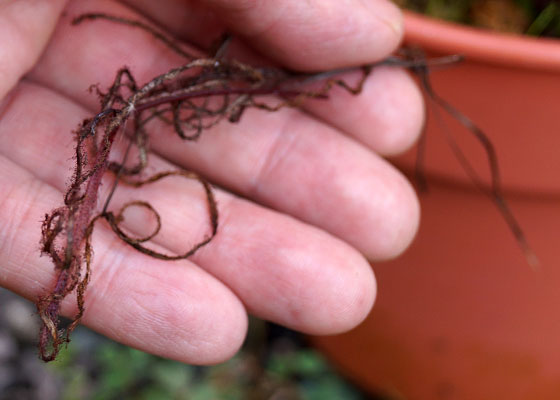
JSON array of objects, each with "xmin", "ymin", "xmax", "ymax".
[
  {"xmin": 311, "ymin": 11, "xmax": 560, "ymax": 400},
  {"xmin": 396, "ymin": 12, "xmax": 560, "ymax": 194}
]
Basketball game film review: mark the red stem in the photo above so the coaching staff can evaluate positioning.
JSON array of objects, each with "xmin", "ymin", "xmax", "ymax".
[{"xmin": 71, "ymin": 126, "xmax": 120, "ymax": 250}]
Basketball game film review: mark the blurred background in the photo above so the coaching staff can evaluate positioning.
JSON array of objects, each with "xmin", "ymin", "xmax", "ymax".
[{"xmin": 393, "ymin": 0, "xmax": 560, "ymax": 37}]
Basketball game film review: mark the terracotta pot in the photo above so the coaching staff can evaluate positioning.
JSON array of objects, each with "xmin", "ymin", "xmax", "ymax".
[
  {"xmin": 397, "ymin": 12, "xmax": 560, "ymax": 195},
  {"xmin": 311, "ymin": 11, "xmax": 560, "ymax": 400}
]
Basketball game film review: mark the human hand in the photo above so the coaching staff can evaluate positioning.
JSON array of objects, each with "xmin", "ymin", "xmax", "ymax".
[{"xmin": 0, "ymin": 0, "xmax": 423, "ymax": 363}]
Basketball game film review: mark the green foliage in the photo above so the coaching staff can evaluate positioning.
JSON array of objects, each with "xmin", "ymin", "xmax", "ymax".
[
  {"xmin": 48, "ymin": 326, "xmax": 369, "ymax": 400},
  {"xmin": 526, "ymin": 2, "xmax": 560, "ymax": 36},
  {"xmin": 425, "ymin": 0, "xmax": 471, "ymax": 23},
  {"xmin": 268, "ymin": 349, "xmax": 363, "ymax": 400},
  {"xmin": 395, "ymin": 0, "xmax": 560, "ymax": 37}
]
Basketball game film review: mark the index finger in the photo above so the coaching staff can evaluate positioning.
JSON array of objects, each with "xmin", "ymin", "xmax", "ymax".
[{"xmin": 124, "ymin": 0, "xmax": 404, "ymax": 70}]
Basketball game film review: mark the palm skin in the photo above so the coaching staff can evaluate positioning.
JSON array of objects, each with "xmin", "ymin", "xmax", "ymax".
[{"xmin": 0, "ymin": 0, "xmax": 423, "ymax": 363}]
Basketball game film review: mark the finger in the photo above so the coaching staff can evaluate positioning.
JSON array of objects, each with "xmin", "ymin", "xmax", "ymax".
[
  {"xmin": 0, "ymin": 82, "xmax": 376, "ymax": 334},
  {"xmin": 0, "ymin": 155, "xmax": 248, "ymax": 364},
  {"xmin": 302, "ymin": 66, "xmax": 425, "ymax": 156},
  {"xmin": 146, "ymin": 106, "xmax": 420, "ymax": 261},
  {"xmin": 121, "ymin": 0, "xmax": 425, "ymax": 156},
  {"xmin": 124, "ymin": 0, "xmax": 403, "ymax": 70},
  {"xmin": 0, "ymin": 0, "xmax": 68, "ymax": 99},
  {"xmin": 121, "ymin": 0, "xmax": 424, "ymax": 155},
  {"xmin": 119, "ymin": 0, "xmax": 224, "ymax": 49},
  {"xmin": 32, "ymin": 0, "xmax": 422, "ymax": 158},
  {"xmin": 30, "ymin": 0, "xmax": 420, "ymax": 260}
]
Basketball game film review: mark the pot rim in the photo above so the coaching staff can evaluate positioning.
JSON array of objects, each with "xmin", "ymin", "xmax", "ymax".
[{"xmin": 403, "ymin": 11, "xmax": 560, "ymax": 72}]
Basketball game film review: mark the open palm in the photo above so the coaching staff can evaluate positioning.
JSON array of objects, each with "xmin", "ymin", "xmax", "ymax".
[{"xmin": 0, "ymin": 0, "xmax": 422, "ymax": 363}]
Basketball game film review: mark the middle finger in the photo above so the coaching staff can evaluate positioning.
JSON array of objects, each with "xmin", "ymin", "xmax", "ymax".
[{"xmin": 29, "ymin": 0, "xmax": 419, "ymax": 260}]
